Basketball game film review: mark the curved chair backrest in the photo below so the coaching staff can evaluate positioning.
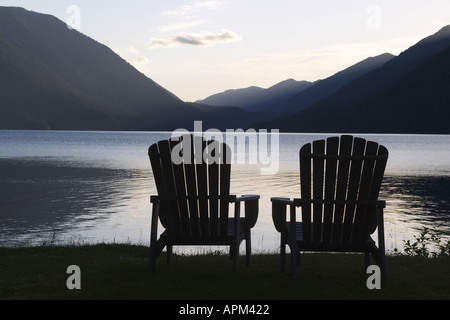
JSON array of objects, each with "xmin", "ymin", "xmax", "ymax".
[
  {"xmin": 149, "ymin": 135, "xmax": 233, "ymax": 240},
  {"xmin": 299, "ymin": 135, "xmax": 388, "ymax": 244}
]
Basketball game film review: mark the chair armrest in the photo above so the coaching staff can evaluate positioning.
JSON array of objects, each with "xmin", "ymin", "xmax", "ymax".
[
  {"xmin": 377, "ymin": 200, "xmax": 386, "ymax": 209},
  {"xmin": 150, "ymin": 195, "xmax": 159, "ymax": 204},
  {"xmin": 271, "ymin": 197, "xmax": 294, "ymax": 233},
  {"xmin": 271, "ymin": 197, "xmax": 294, "ymax": 205},
  {"xmin": 231, "ymin": 195, "xmax": 260, "ymax": 229},
  {"xmin": 233, "ymin": 195, "xmax": 260, "ymax": 203}
]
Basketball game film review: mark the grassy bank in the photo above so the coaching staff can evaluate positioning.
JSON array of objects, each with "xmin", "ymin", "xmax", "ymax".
[{"xmin": 1, "ymin": 244, "xmax": 449, "ymax": 300}]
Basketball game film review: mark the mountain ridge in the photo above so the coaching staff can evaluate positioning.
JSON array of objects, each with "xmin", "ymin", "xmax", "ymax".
[
  {"xmin": 257, "ymin": 25, "xmax": 450, "ymax": 133},
  {"xmin": 0, "ymin": 7, "xmax": 253, "ymax": 131},
  {"xmin": 276, "ymin": 53, "xmax": 395, "ymax": 115},
  {"xmin": 197, "ymin": 53, "xmax": 394, "ymax": 116},
  {"xmin": 1, "ymin": 7, "xmax": 449, "ymax": 133},
  {"xmin": 196, "ymin": 79, "xmax": 313, "ymax": 113},
  {"xmin": 311, "ymin": 24, "xmax": 450, "ymax": 108}
]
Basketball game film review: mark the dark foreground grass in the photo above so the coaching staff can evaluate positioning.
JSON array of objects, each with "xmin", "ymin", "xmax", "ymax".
[{"xmin": 1, "ymin": 244, "xmax": 449, "ymax": 300}]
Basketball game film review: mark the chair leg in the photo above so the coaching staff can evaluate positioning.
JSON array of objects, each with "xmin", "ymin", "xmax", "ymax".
[
  {"xmin": 167, "ymin": 245, "xmax": 173, "ymax": 265},
  {"xmin": 377, "ymin": 205, "xmax": 387, "ymax": 282},
  {"xmin": 233, "ymin": 241, "xmax": 239, "ymax": 274},
  {"xmin": 291, "ymin": 247, "xmax": 298, "ymax": 279},
  {"xmin": 289, "ymin": 239, "xmax": 300, "ymax": 279},
  {"xmin": 246, "ymin": 228, "xmax": 252, "ymax": 267},
  {"xmin": 149, "ymin": 238, "xmax": 166, "ymax": 273},
  {"xmin": 149, "ymin": 246, "xmax": 157, "ymax": 273},
  {"xmin": 289, "ymin": 239, "xmax": 299, "ymax": 279},
  {"xmin": 149, "ymin": 201, "xmax": 161, "ymax": 273},
  {"xmin": 368, "ymin": 246, "xmax": 387, "ymax": 283},
  {"xmin": 364, "ymin": 251, "xmax": 370, "ymax": 273},
  {"xmin": 229, "ymin": 244, "xmax": 235, "ymax": 260},
  {"xmin": 379, "ymin": 249, "xmax": 387, "ymax": 282},
  {"xmin": 280, "ymin": 233, "xmax": 286, "ymax": 272}
]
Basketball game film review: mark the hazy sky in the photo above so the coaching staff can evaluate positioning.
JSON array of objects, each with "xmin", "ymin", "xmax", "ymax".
[{"xmin": 2, "ymin": 0, "xmax": 450, "ymax": 101}]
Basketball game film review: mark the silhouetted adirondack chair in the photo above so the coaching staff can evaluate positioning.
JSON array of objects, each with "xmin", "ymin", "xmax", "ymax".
[
  {"xmin": 148, "ymin": 135, "xmax": 259, "ymax": 273},
  {"xmin": 271, "ymin": 135, "xmax": 388, "ymax": 279}
]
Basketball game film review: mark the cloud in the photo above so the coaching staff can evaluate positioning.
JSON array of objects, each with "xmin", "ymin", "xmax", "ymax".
[
  {"xmin": 148, "ymin": 29, "xmax": 242, "ymax": 48},
  {"xmin": 133, "ymin": 56, "xmax": 150, "ymax": 74},
  {"xmin": 157, "ymin": 20, "xmax": 207, "ymax": 32},
  {"xmin": 125, "ymin": 46, "xmax": 139, "ymax": 54},
  {"xmin": 193, "ymin": 0, "xmax": 222, "ymax": 9},
  {"xmin": 135, "ymin": 56, "xmax": 149, "ymax": 64},
  {"xmin": 162, "ymin": 0, "xmax": 223, "ymax": 16}
]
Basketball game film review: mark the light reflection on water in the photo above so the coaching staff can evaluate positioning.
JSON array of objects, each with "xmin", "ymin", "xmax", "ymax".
[
  {"xmin": 1, "ymin": 131, "xmax": 449, "ymax": 254},
  {"xmin": 1, "ymin": 159, "xmax": 449, "ymax": 254},
  {"xmin": 231, "ymin": 170, "xmax": 450, "ymax": 253},
  {"xmin": 0, "ymin": 160, "xmax": 153, "ymax": 246}
]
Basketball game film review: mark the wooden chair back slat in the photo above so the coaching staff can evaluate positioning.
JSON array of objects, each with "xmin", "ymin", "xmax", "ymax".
[
  {"xmin": 196, "ymin": 139, "xmax": 209, "ymax": 238},
  {"xmin": 183, "ymin": 136, "xmax": 200, "ymax": 238},
  {"xmin": 365, "ymin": 144, "xmax": 389, "ymax": 236},
  {"xmin": 149, "ymin": 143, "xmax": 170, "ymax": 229},
  {"xmin": 158, "ymin": 140, "xmax": 182, "ymax": 238},
  {"xmin": 332, "ymin": 135, "xmax": 352, "ymax": 243},
  {"xmin": 341, "ymin": 137, "xmax": 366, "ymax": 243},
  {"xmin": 219, "ymin": 144, "xmax": 231, "ymax": 237},
  {"xmin": 207, "ymin": 140, "xmax": 220, "ymax": 237},
  {"xmin": 170, "ymin": 139, "xmax": 191, "ymax": 238},
  {"xmin": 299, "ymin": 143, "xmax": 312, "ymax": 242},
  {"xmin": 323, "ymin": 137, "xmax": 339, "ymax": 243},
  {"xmin": 312, "ymin": 140, "xmax": 325, "ymax": 242},
  {"xmin": 352, "ymin": 141, "xmax": 378, "ymax": 243}
]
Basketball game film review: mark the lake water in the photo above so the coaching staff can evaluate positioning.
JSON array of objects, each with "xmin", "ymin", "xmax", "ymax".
[{"xmin": 1, "ymin": 130, "xmax": 449, "ymax": 254}]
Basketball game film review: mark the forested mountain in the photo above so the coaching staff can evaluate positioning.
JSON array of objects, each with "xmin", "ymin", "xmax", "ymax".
[
  {"xmin": 196, "ymin": 79, "xmax": 313, "ymax": 112},
  {"xmin": 2, "ymin": 7, "xmax": 449, "ymax": 133},
  {"xmin": 275, "ymin": 53, "xmax": 395, "ymax": 115},
  {"xmin": 198, "ymin": 54, "xmax": 394, "ymax": 116},
  {"xmin": 0, "ymin": 7, "xmax": 250, "ymax": 131},
  {"xmin": 270, "ymin": 44, "xmax": 450, "ymax": 133},
  {"xmin": 259, "ymin": 25, "xmax": 450, "ymax": 133}
]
